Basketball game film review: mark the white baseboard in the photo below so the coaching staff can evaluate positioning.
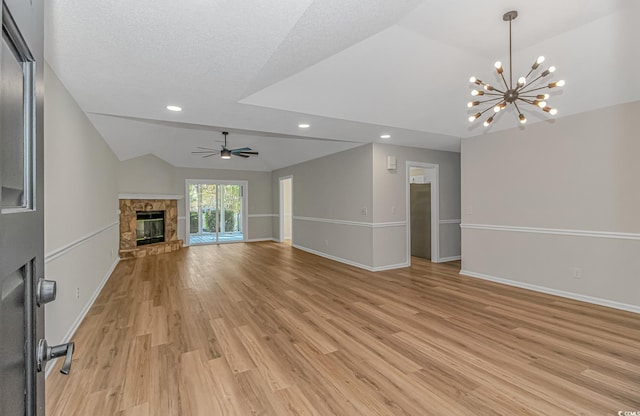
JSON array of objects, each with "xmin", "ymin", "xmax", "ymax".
[
  {"xmin": 293, "ymin": 244, "xmax": 408, "ymax": 272},
  {"xmin": 45, "ymin": 257, "xmax": 120, "ymax": 378},
  {"xmin": 460, "ymin": 269, "xmax": 640, "ymax": 314},
  {"xmin": 246, "ymin": 238, "xmax": 280, "ymax": 243},
  {"xmin": 437, "ymin": 255, "xmax": 461, "ymax": 263}
]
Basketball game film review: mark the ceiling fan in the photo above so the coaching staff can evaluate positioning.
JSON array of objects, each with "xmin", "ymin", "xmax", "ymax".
[{"xmin": 192, "ymin": 131, "xmax": 258, "ymax": 159}]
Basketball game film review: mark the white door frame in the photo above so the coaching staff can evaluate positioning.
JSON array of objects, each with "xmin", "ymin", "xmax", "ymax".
[
  {"xmin": 278, "ymin": 175, "xmax": 293, "ymax": 243},
  {"xmin": 184, "ymin": 179, "xmax": 248, "ymax": 246},
  {"xmin": 405, "ymin": 161, "xmax": 440, "ymax": 264}
]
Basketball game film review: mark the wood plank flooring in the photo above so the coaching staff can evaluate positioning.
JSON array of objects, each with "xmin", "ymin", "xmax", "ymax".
[{"xmin": 46, "ymin": 242, "xmax": 640, "ymax": 415}]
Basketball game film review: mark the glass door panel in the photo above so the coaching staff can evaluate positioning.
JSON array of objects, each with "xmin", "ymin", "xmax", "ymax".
[{"xmin": 188, "ymin": 182, "xmax": 244, "ymax": 245}]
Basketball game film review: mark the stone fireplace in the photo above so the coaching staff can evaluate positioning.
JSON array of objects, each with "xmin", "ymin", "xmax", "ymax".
[{"xmin": 119, "ymin": 197, "xmax": 183, "ymax": 258}]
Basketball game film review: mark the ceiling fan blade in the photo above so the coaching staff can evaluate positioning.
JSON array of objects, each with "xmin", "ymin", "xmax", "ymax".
[
  {"xmin": 231, "ymin": 147, "xmax": 252, "ymax": 153},
  {"xmin": 192, "ymin": 150, "xmax": 219, "ymax": 154},
  {"xmin": 234, "ymin": 153, "xmax": 250, "ymax": 158},
  {"xmin": 202, "ymin": 153, "xmax": 218, "ymax": 158},
  {"xmin": 236, "ymin": 151, "xmax": 258, "ymax": 155},
  {"xmin": 196, "ymin": 147, "xmax": 217, "ymax": 151}
]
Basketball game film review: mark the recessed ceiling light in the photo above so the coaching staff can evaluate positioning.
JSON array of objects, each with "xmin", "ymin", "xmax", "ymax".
[
  {"xmin": 298, "ymin": 123, "xmax": 310, "ymax": 128},
  {"xmin": 380, "ymin": 134, "xmax": 391, "ymax": 139},
  {"xmin": 166, "ymin": 105, "xmax": 182, "ymax": 112}
]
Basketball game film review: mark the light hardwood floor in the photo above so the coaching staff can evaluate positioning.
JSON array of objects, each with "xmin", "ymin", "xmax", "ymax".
[{"xmin": 46, "ymin": 242, "xmax": 640, "ymax": 415}]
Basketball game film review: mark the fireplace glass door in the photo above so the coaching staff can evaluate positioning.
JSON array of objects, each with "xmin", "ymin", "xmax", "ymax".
[{"xmin": 188, "ymin": 181, "xmax": 245, "ymax": 245}]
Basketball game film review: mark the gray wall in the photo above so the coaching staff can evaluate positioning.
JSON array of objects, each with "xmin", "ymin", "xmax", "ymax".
[
  {"xmin": 44, "ymin": 63, "xmax": 120, "ymax": 346},
  {"xmin": 461, "ymin": 101, "xmax": 640, "ymax": 311},
  {"xmin": 119, "ymin": 155, "xmax": 273, "ymax": 241},
  {"xmin": 271, "ymin": 143, "xmax": 461, "ymax": 270},
  {"xmin": 272, "ymin": 144, "xmax": 375, "ymax": 268},
  {"xmin": 372, "ymin": 143, "xmax": 461, "ymax": 267}
]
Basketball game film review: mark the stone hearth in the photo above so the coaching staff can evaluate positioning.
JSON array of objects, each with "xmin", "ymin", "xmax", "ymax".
[{"xmin": 119, "ymin": 198, "xmax": 183, "ymax": 258}]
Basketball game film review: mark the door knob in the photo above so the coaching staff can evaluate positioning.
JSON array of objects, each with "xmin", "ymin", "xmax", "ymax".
[
  {"xmin": 37, "ymin": 339, "xmax": 75, "ymax": 375},
  {"xmin": 36, "ymin": 278, "xmax": 57, "ymax": 306}
]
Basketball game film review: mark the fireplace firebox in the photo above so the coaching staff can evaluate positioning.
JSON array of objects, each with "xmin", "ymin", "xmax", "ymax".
[{"xmin": 136, "ymin": 211, "xmax": 165, "ymax": 246}]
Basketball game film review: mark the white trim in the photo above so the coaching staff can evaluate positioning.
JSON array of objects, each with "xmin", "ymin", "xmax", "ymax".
[
  {"xmin": 293, "ymin": 244, "xmax": 408, "ymax": 272},
  {"xmin": 440, "ymin": 219, "xmax": 461, "ymax": 224},
  {"xmin": 439, "ymin": 255, "xmax": 461, "ymax": 262},
  {"xmin": 118, "ymin": 193, "xmax": 183, "ymax": 200},
  {"xmin": 406, "ymin": 161, "xmax": 440, "ymax": 264},
  {"xmin": 293, "ymin": 216, "xmax": 406, "ymax": 229},
  {"xmin": 246, "ymin": 238, "xmax": 280, "ymax": 243},
  {"xmin": 46, "ymin": 257, "xmax": 120, "ymax": 378},
  {"xmin": 177, "ymin": 216, "xmax": 186, "ymax": 220},
  {"xmin": 248, "ymin": 214, "xmax": 278, "ymax": 218},
  {"xmin": 45, "ymin": 221, "xmax": 118, "ymax": 263},
  {"xmin": 460, "ymin": 269, "xmax": 640, "ymax": 314},
  {"xmin": 460, "ymin": 223, "xmax": 640, "ymax": 241}
]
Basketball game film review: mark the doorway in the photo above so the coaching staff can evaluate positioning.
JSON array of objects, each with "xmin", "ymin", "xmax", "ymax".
[
  {"xmin": 279, "ymin": 176, "xmax": 292, "ymax": 243},
  {"xmin": 186, "ymin": 180, "xmax": 247, "ymax": 245},
  {"xmin": 406, "ymin": 162, "xmax": 440, "ymax": 264}
]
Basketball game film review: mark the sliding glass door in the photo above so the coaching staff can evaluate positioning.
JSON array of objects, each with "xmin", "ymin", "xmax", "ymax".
[{"xmin": 187, "ymin": 180, "xmax": 247, "ymax": 245}]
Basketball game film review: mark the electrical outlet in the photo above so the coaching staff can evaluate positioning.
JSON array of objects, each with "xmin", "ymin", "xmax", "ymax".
[
  {"xmin": 75, "ymin": 288, "xmax": 80, "ymax": 299},
  {"xmin": 571, "ymin": 267, "xmax": 582, "ymax": 279}
]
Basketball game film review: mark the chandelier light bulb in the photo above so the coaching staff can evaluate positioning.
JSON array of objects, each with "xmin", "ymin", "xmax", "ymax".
[
  {"xmin": 471, "ymin": 90, "xmax": 484, "ymax": 96},
  {"xmin": 557, "ymin": 80, "xmax": 565, "ymax": 87},
  {"xmin": 549, "ymin": 66, "xmax": 556, "ymax": 73},
  {"xmin": 537, "ymin": 94, "xmax": 550, "ymax": 100},
  {"xmin": 484, "ymin": 84, "xmax": 494, "ymax": 91},
  {"xmin": 483, "ymin": 116, "xmax": 494, "ymax": 127},
  {"xmin": 468, "ymin": 101, "xmax": 479, "ymax": 108},
  {"xmin": 537, "ymin": 101, "xmax": 547, "ymax": 108},
  {"xmin": 549, "ymin": 108, "xmax": 558, "ymax": 115},
  {"xmin": 517, "ymin": 77, "xmax": 526, "ymax": 87},
  {"xmin": 519, "ymin": 114, "xmax": 527, "ymax": 123},
  {"xmin": 537, "ymin": 56, "xmax": 545, "ymax": 64},
  {"xmin": 493, "ymin": 105, "xmax": 501, "ymax": 113},
  {"xmin": 469, "ymin": 113, "xmax": 481, "ymax": 122},
  {"xmin": 494, "ymin": 61, "xmax": 503, "ymax": 74}
]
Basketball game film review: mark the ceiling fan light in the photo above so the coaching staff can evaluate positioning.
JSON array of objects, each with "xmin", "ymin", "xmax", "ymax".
[{"xmin": 221, "ymin": 149, "xmax": 231, "ymax": 159}]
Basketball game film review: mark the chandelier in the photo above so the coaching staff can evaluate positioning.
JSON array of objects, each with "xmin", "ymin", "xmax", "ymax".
[{"xmin": 467, "ymin": 10, "xmax": 564, "ymax": 127}]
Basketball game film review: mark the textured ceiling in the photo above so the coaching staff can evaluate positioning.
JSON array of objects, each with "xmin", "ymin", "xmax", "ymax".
[{"xmin": 45, "ymin": 0, "xmax": 640, "ymax": 171}]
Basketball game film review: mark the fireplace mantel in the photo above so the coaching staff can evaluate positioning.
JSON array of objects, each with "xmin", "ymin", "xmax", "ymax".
[{"xmin": 118, "ymin": 193, "xmax": 183, "ymax": 200}]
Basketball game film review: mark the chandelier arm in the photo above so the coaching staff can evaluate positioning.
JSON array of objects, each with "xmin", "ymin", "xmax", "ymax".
[
  {"xmin": 482, "ymin": 92, "xmax": 504, "ymax": 97},
  {"xmin": 476, "ymin": 97, "xmax": 504, "ymax": 105},
  {"xmin": 499, "ymin": 73, "xmax": 510, "ymax": 90},
  {"xmin": 513, "ymin": 101, "xmax": 523, "ymax": 114},
  {"xmin": 517, "ymin": 98, "xmax": 536, "ymax": 106},
  {"xmin": 519, "ymin": 85, "xmax": 551, "ymax": 94}
]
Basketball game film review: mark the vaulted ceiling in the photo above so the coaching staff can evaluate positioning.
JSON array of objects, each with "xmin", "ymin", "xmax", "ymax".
[{"xmin": 45, "ymin": 0, "xmax": 639, "ymax": 171}]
